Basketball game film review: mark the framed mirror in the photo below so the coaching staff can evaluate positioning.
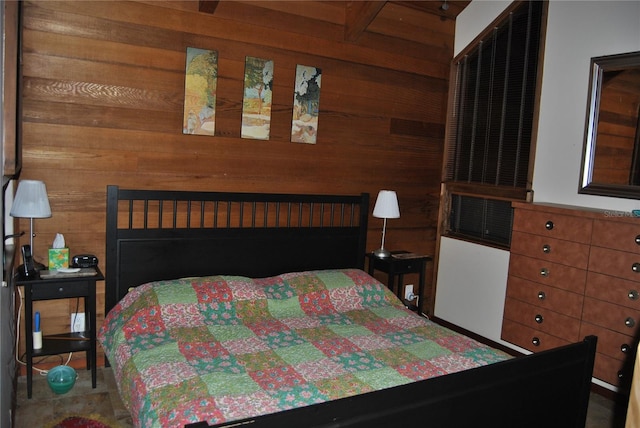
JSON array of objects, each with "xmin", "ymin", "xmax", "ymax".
[{"xmin": 579, "ymin": 51, "xmax": 640, "ymax": 199}]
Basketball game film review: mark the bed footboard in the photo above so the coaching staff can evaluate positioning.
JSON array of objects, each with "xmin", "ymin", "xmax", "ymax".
[{"xmin": 189, "ymin": 335, "xmax": 597, "ymax": 428}]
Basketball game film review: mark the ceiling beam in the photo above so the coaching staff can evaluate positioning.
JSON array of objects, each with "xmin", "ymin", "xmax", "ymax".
[
  {"xmin": 344, "ymin": 1, "xmax": 387, "ymax": 42},
  {"xmin": 199, "ymin": 0, "xmax": 219, "ymax": 14},
  {"xmin": 392, "ymin": 1, "xmax": 470, "ymax": 21}
]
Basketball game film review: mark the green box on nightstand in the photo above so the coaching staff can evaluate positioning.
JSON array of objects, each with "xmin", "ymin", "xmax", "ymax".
[{"xmin": 48, "ymin": 248, "xmax": 69, "ymax": 270}]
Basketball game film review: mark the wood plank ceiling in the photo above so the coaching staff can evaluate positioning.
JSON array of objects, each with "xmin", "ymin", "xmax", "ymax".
[{"xmin": 199, "ymin": 1, "xmax": 471, "ymax": 42}]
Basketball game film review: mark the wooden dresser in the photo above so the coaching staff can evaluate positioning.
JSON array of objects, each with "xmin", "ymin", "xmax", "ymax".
[{"xmin": 502, "ymin": 202, "xmax": 640, "ymax": 389}]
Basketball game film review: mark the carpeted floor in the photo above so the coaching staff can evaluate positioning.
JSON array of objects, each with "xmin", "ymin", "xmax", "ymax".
[{"xmin": 15, "ymin": 365, "xmax": 627, "ymax": 428}]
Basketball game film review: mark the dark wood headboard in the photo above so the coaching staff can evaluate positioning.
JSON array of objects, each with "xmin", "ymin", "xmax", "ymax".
[{"xmin": 105, "ymin": 186, "xmax": 369, "ymax": 314}]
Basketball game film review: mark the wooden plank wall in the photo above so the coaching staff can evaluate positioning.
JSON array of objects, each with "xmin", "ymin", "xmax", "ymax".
[{"xmin": 16, "ymin": 0, "xmax": 454, "ymax": 366}]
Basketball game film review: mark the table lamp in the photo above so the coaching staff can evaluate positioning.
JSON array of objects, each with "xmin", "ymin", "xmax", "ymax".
[
  {"xmin": 10, "ymin": 180, "xmax": 52, "ymax": 270},
  {"xmin": 372, "ymin": 190, "xmax": 400, "ymax": 258}
]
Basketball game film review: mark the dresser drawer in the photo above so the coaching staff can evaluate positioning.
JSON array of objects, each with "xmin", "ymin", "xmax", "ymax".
[
  {"xmin": 508, "ymin": 254, "xmax": 587, "ymax": 294},
  {"xmin": 512, "ymin": 209, "xmax": 592, "ymax": 243},
  {"xmin": 580, "ymin": 321, "xmax": 636, "ymax": 361},
  {"xmin": 30, "ymin": 281, "xmax": 90, "ymax": 299},
  {"xmin": 586, "ymin": 271, "xmax": 640, "ymax": 310},
  {"xmin": 592, "ymin": 352, "xmax": 633, "ymax": 389},
  {"xmin": 588, "ymin": 246, "xmax": 640, "ymax": 283},
  {"xmin": 501, "ymin": 319, "xmax": 570, "ymax": 352},
  {"xmin": 503, "ymin": 297, "xmax": 580, "ymax": 342},
  {"xmin": 592, "ymin": 220, "xmax": 640, "ymax": 254},
  {"xmin": 387, "ymin": 258, "xmax": 423, "ymax": 273},
  {"xmin": 506, "ymin": 276, "xmax": 583, "ymax": 318},
  {"xmin": 582, "ymin": 296, "xmax": 640, "ymax": 336},
  {"xmin": 510, "ymin": 231, "xmax": 590, "ymax": 269}
]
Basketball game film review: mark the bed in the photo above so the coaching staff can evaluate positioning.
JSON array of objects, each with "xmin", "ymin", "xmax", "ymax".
[{"xmin": 98, "ymin": 186, "xmax": 597, "ymax": 428}]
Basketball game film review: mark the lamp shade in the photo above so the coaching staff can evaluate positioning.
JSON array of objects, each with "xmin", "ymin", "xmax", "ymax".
[
  {"xmin": 372, "ymin": 190, "xmax": 400, "ymax": 219},
  {"xmin": 10, "ymin": 180, "xmax": 52, "ymax": 219}
]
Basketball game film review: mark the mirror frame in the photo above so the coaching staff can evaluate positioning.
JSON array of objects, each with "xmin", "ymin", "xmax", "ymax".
[{"xmin": 579, "ymin": 51, "xmax": 640, "ymax": 199}]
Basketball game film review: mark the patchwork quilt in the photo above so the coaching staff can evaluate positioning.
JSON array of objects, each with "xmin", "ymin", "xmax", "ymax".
[{"xmin": 98, "ymin": 269, "xmax": 509, "ymax": 428}]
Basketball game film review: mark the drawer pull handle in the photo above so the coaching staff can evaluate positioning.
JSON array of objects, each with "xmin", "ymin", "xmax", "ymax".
[
  {"xmin": 537, "ymin": 291, "xmax": 546, "ymax": 300},
  {"xmin": 625, "ymin": 317, "xmax": 636, "ymax": 328},
  {"xmin": 532, "ymin": 337, "xmax": 540, "ymax": 346},
  {"xmin": 542, "ymin": 244, "xmax": 551, "ymax": 254},
  {"xmin": 618, "ymin": 371, "xmax": 625, "ymax": 380},
  {"xmin": 633, "ymin": 263, "xmax": 640, "ymax": 273},
  {"xmin": 540, "ymin": 268, "xmax": 549, "ymax": 277},
  {"xmin": 534, "ymin": 314, "xmax": 544, "ymax": 324},
  {"xmin": 58, "ymin": 287, "xmax": 64, "ymax": 292},
  {"xmin": 545, "ymin": 221, "xmax": 554, "ymax": 230},
  {"xmin": 636, "ymin": 235, "xmax": 640, "ymax": 245},
  {"xmin": 629, "ymin": 290, "xmax": 639, "ymax": 301},
  {"xmin": 621, "ymin": 344, "xmax": 631, "ymax": 353}
]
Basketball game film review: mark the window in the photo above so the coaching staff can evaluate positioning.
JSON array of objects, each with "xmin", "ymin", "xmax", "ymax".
[
  {"xmin": 449, "ymin": 195, "xmax": 513, "ymax": 246},
  {"xmin": 442, "ymin": 1, "xmax": 546, "ymax": 248}
]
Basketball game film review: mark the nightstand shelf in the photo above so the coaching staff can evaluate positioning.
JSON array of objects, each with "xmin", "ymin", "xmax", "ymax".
[
  {"xmin": 33, "ymin": 333, "xmax": 92, "ymax": 357},
  {"xmin": 366, "ymin": 251, "xmax": 431, "ymax": 315},
  {"xmin": 17, "ymin": 267, "xmax": 103, "ymax": 398}
]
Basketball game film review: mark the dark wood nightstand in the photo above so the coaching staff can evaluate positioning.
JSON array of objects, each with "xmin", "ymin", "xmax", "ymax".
[
  {"xmin": 366, "ymin": 251, "xmax": 431, "ymax": 315},
  {"xmin": 17, "ymin": 267, "xmax": 103, "ymax": 398}
]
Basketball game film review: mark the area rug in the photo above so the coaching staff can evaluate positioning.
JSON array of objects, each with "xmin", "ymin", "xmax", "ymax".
[{"xmin": 48, "ymin": 414, "xmax": 118, "ymax": 428}]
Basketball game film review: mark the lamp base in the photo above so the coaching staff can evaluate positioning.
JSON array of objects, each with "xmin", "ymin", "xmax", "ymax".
[
  {"xmin": 33, "ymin": 259, "xmax": 46, "ymax": 271},
  {"xmin": 16, "ymin": 259, "xmax": 46, "ymax": 280},
  {"xmin": 16, "ymin": 264, "xmax": 40, "ymax": 280},
  {"xmin": 373, "ymin": 248, "xmax": 391, "ymax": 258}
]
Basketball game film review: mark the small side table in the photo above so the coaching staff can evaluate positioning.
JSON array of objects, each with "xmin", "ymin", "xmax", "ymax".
[
  {"xmin": 18, "ymin": 267, "xmax": 103, "ymax": 398},
  {"xmin": 366, "ymin": 251, "xmax": 431, "ymax": 315}
]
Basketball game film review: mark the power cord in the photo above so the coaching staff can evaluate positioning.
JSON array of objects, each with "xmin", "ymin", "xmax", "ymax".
[{"xmin": 15, "ymin": 286, "xmax": 73, "ymax": 376}]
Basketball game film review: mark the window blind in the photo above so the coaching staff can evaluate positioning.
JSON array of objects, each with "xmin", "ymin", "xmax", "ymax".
[{"xmin": 446, "ymin": 1, "xmax": 543, "ymax": 188}]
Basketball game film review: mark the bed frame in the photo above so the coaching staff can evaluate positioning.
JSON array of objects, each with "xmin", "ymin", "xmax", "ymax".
[{"xmin": 104, "ymin": 185, "xmax": 597, "ymax": 428}]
